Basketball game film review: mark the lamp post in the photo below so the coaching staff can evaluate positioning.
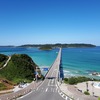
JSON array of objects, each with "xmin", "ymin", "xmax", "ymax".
[
  {"xmin": 34, "ymin": 67, "xmax": 38, "ymax": 90},
  {"xmin": 92, "ymin": 78, "xmax": 94, "ymax": 96},
  {"xmin": 86, "ymin": 82, "xmax": 89, "ymax": 92},
  {"xmin": 36, "ymin": 72, "xmax": 38, "ymax": 83}
]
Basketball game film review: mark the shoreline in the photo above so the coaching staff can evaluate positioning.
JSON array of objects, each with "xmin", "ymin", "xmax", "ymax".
[{"xmin": 63, "ymin": 68, "xmax": 100, "ymax": 79}]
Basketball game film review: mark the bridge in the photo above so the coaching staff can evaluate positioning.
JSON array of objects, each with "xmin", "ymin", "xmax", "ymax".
[
  {"xmin": 0, "ymin": 48, "xmax": 68, "ymax": 100},
  {"xmin": 20, "ymin": 48, "xmax": 65, "ymax": 100}
]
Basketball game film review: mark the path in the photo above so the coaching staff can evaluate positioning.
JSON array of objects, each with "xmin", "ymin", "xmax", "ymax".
[{"xmin": 0, "ymin": 56, "xmax": 11, "ymax": 70}]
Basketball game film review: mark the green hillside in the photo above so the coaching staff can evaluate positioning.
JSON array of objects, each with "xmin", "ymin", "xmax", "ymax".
[{"xmin": 0, "ymin": 54, "xmax": 41, "ymax": 84}]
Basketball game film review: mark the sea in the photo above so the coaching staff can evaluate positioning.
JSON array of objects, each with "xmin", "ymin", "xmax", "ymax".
[{"xmin": 0, "ymin": 46, "xmax": 100, "ymax": 79}]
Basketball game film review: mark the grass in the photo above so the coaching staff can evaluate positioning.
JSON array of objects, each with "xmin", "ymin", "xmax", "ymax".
[
  {"xmin": 12, "ymin": 78, "xmax": 32, "ymax": 85},
  {"xmin": 0, "ymin": 83, "xmax": 7, "ymax": 90}
]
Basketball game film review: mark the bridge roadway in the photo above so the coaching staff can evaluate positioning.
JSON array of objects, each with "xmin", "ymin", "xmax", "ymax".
[{"xmin": 19, "ymin": 48, "xmax": 64, "ymax": 100}]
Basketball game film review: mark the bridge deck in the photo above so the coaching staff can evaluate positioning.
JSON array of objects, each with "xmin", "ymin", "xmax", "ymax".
[{"xmin": 46, "ymin": 48, "xmax": 62, "ymax": 79}]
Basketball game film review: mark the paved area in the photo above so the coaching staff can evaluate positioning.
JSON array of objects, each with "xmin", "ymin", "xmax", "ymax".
[
  {"xmin": 59, "ymin": 82, "xmax": 98, "ymax": 100},
  {"xmin": 75, "ymin": 81, "xmax": 100, "ymax": 97}
]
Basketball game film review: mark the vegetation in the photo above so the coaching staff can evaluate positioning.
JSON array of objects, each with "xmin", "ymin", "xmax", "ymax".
[
  {"xmin": 19, "ymin": 43, "xmax": 96, "ymax": 48},
  {"xmin": 39, "ymin": 45, "xmax": 52, "ymax": 50},
  {"xmin": 98, "ymin": 97, "xmax": 100, "ymax": 100},
  {"xmin": 64, "ymin": 76, "xmax": 95, "ymax": 85},
  {"xmin": 0, "ymin": 54, "xmax": 42, "ymax": 84},
  {"xmin": 0, "ymin": 83, "xmax": 7, "ymax": 90},
  {"xmin": 84, "ymin": 91, "xmax": 90, "ymax": 95},
  {"xmin": 0, "ymin": 54, "xmax": 8, "ymax": 68},
  {"xmin": 0, "ymin": 78, "xmax": 14, "ymax": 90}
]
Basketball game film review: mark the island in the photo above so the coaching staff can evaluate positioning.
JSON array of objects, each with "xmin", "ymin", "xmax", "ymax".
[
  {"xmin": 19, "ymin": 43, "xmax": 96, "ymax": 50},
  {"xmin": 39, "ymin": 45, "xmax": 52, "ymax": 50}
]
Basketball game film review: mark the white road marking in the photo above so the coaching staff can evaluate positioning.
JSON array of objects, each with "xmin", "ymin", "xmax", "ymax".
[
  {"xmin": 48, "ymin": 69, "xmax": 58, "ymax": 86},
  {"xmin": 17, "ymin": 91, "xmax": 32, "ymax": 99},
  {"xmin": 45, "ymin": 88, "xmax": 48, "ymax": 92}
]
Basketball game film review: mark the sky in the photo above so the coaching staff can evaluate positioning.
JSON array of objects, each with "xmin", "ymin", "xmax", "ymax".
[{"xmin": 0, "ymin": 0, "xmax": 100, "ymax": 46}]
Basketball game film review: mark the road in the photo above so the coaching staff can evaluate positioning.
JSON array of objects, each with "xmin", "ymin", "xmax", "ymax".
[
  {"xmin": 19, "ymin": 48, "xmax": 64, "ymax": 100},
  {"xmin": 0, "ymin": 56, "xmax": 11, "ymax": 70}
]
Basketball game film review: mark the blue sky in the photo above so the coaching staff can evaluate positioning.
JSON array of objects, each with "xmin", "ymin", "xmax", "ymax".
[{"xmin": 0, "ymin": 0, "xmax": 100, "ymax": 46}]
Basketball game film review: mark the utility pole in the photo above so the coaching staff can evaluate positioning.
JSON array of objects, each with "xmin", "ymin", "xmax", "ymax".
[
  {"xmin": 34, "ymin": 67, "xmax": 38, "ymax": 90},
  {"xmin": 92, "ymin": 78, "xmax": 94, "ymax": 96},
  {"xmin": 86, "ymin": 82, "xmax": 89, "ymax": 92}
]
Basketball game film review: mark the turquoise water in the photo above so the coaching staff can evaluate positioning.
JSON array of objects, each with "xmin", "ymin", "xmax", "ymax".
[
  {"xmin": 0, "ymin": 47, "xmax": 100, "ymax": 79},
  {"xmin": 62, "ymin": 47, "xmax": 100, "ymax": 79}
]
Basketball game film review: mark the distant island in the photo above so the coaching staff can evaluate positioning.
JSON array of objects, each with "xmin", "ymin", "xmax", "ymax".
[
  {"xmin": 39, "ymin": 45, "xmax": 52, "ymax": 50},
  {"xmin": 0, "ymin": 43, "xmax": 96, "ymax": 51},
  {"xmin": 18, "ymin": 43, "xmax": 96, "ymax": 50}
]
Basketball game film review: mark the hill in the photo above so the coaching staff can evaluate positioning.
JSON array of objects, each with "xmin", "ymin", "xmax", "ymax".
[{"xmin": 0, "ymin": 54, "xmax": 42, "ymax": 84}]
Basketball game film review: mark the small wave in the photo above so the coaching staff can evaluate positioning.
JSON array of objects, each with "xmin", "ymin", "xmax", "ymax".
[
  {"xmin": 63, "ymin": 70, "xmax": 70, "ymax": 73},
  {"xmin": 64, "ymin": 73, "xmax": 75, "ymax": 77},
  {"xmin": 89, "ymin": 74, "xmax": 92, "ymax": 76},
  {"xmin": 75, "ymin": 71, "xmax": 79, "ymax": 73}
]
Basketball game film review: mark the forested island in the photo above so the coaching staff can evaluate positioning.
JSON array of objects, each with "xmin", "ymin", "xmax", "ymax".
[
  {"xmin": 39, "ymin": 45, "xmax": 52, "ymax": 50},
  {"xmin": 0, "ymin": 43, "xmax": 96, "ymax": 50},
  {"xmin": 19, "ymin": 43, "xmax": 96, "ymax": 50}
]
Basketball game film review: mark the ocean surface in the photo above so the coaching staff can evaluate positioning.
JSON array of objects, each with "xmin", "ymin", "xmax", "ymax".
[{"xmin": 0, "ymin": 47, "xmax": 100, "ymax": 79}]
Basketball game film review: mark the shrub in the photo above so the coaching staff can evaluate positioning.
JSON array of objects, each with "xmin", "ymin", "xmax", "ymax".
[
  {"xmin": 84, "ymin": 91, "xmax": 90, "ymax": 95},
  {"xmin": 68, "ymin": 77, "xmax": 77, "ymax": 85},
  {"xmin": 63, "ymin": 76, "xmax": 98, "ymax": 85},
  {"xmin": 64, "ymin": 78, "xmax": 68, "ymax": 81}
]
